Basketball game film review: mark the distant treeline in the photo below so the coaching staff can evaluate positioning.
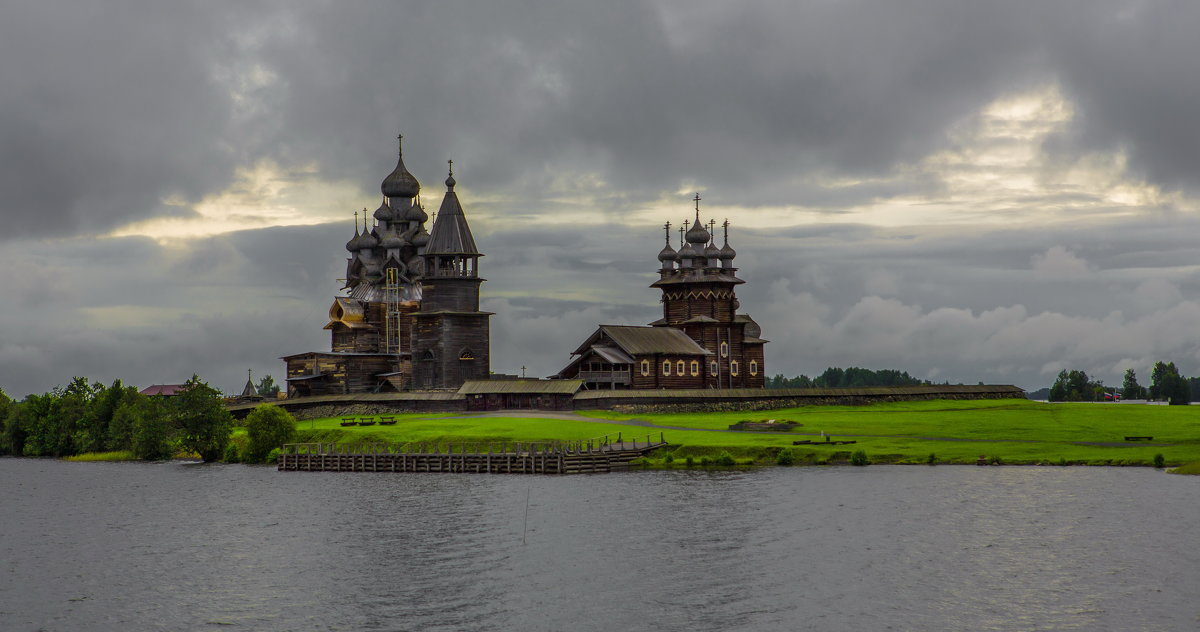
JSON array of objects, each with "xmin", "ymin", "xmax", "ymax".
[
  {"xmin": 766, "ymin": 367, "xmax": 930, "ymax": 389},
  {"xmin": 0, "ymin": 376, "xmax": 293, "ymax": 462},
  {"xmin": 1037, "ymin": 362, "xmax": 1197, "ymax": 405}
]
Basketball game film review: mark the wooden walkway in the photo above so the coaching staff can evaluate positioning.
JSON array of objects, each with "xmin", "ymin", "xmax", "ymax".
[{"xmin": 277, "ymin": 433, "xmax": 668, "ymax": 475}]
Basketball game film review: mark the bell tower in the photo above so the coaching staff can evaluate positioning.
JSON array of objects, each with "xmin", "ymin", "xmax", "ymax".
[
  {"xmin": 411, "ymin": 163, "xmax": 493, "ymax": 389},
  {"xmin": 651, "ymin": 194, "xmax": 766, "ymax": 388}
]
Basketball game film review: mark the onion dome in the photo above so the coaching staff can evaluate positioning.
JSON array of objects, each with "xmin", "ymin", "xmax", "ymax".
[
  {"xmin": 658, "ymin": 242, "xmax": 677, "ymax": 263},
  {"xmin": 373, "ymin": 198, "xmax": 395, "ymax": 223},
  {"xmin": 686, "ymin": 218, "xmax": 710, "ymax": 245},
  {"xmin": 345, "ymin": 211, "xmax": 362, "ymax": 252},
  {"xmin": 357, "ymin": 228, "xmax": 379, "ymax": 250},
  {"xmin": 704, "ymin": 237, "xmax": 721, "ymax": 261},
  {"xmin": 412, "ymin": 224, "xmax": 430, "ymax": 248},
  {"xmin": 403, "ymin": 199, "xmax": 429, "ymax": 223},
  {"xmin": 657, "ymin": 221, "xmax": 677, "ymax": 266},
  {"xmin": 719, "ymin": 220, "xmax": 737, "ymax": 265},
  {"xmin": 685, "ymin": 193, "xmax": 711, "ymax": 245},
  {"xmin": 677, "ymin": 241, "xmax": 697, "ymax": 267},
  {"xmin": 381, "ymin": 135, "xmax": 421, "ymax": 199}
]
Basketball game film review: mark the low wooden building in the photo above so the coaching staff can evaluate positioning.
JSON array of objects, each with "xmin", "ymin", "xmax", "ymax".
[{"xmin": 459, "ymin": 379, "xmax": 583, "ymax": 411}]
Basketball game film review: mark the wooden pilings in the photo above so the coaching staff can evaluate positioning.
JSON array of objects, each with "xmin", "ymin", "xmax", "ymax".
[{"xmin": 277, "ymin": 435, "xmax": 666, "ymax": 475}]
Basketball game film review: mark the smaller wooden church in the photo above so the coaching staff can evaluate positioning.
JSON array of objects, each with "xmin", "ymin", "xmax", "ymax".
[{"xmin": 555, "ymin": 195, "xmax": 767, "ymax": 390}]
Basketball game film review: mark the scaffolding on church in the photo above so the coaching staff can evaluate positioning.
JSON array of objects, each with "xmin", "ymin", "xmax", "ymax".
[{"xmin": 384, "ymin": 267, "xmax": 401, "ymax": 355}]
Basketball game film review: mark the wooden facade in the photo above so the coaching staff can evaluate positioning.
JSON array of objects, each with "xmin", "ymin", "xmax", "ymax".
[{"xmin": 557, "ymin": 197, "xmax": 768, "ymax": 390}]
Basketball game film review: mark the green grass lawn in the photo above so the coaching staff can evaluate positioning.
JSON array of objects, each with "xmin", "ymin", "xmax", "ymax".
[{"xmin": 287, "ymin": 400, "xmax": 1200, "ymax": 467}]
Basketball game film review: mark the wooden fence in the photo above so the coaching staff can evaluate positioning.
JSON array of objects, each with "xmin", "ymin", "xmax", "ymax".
[{"xmin": 277, "ymin": 432, "xmax": 667, "ymax": 475}]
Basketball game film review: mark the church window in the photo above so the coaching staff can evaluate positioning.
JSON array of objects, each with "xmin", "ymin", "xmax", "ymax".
[
  {"xmin": 720, "ymin": 342, "xmax": 729, "ymax": 357},
  {"xmin": 710, "ymin": 360, "xmax": 718, "ymax": 374},
  {"xmin": 676, "ymin": 360, "xmax": 685, "ymax": 375},
  {"xmin": 730, "ymin": 360, "xmax": 740, "ymax": 376},
  {"xmin": 662, "ymin": 360, "xmax": 671, "ymax": 376},
  {"xmin": 641, "ymin": 360, "xmax": 650, "ymax": 376},
  {"xmin": 459, "ymin": 348, "xmax": 475, "ymax": 361},
  {"xmin": 750, "ymin": 360, "xmax": 759, "ymax": 376},
  {"xmin": 421, "ymin": 350, "xmax": 435, "ymax": 361},
  {"xmin": 690, "ymin": 360, "xmax": 699, "ymax": 376}
]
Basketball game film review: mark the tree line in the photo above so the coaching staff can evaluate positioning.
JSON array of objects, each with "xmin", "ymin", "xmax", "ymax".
[
  {"xmin": 766, "ymin": 366, "xmax": 930, "ymax": 389},
  {"xmin": 0, "ymin": 375, "xmax": 294, "ymax": 462},
  {"xmin": 1046, "ymin": 361, "xmax": 1194, "ymax": 404}
]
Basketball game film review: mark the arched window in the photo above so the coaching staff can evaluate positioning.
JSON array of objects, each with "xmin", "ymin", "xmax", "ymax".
[
  {"xmin": 720, "ymin": 341, "xmax": 729, "ymax": 358},
  {"xmin": 749, "ymin": 360, "xmax": 759, "ymax": 376},
  {"xmin": 421, "ymin": 350, "xmax": 435, "ymax": 361},
  {"xmin": 690, "ymin": 360, "xmax": 699, "ymax": 376},
  {"xmin": 677, "ymin": 360, "xmax": 686, "ymax": 375},
  {"xmin": 710, "ymin": 360, "xmax": 719, "ymax": 374},
  {"xmin": 640, "ymin": 359, "xmax": 650, "ymax": 376},
  {"xmin": 459, "ymin": 348, "xmax": 475, "ymax": 361},
  {"xmin": 730, "ymin": 360, "xmax": 740, "ymax": 376},
  {"xmin": 663, "ymin": 360, "xmax": 671, "ymax": 376}
]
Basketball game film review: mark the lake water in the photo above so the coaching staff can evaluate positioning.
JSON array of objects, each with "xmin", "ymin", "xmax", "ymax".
[{"xmin": 1, "ymin": 459, "xmax": 1197, "ymax": 631}]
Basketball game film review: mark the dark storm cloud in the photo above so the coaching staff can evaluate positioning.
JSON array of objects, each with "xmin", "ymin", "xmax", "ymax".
[
  {"xmin": 5, "ymin": 0, "xmax": 1200, "ymax": 241},
  {"xmin": 0, "ymin": 2, "xmax": 277, "ymax": 240}
]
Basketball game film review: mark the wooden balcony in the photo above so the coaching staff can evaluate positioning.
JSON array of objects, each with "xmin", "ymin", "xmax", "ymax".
[{"xmin": 578, "ymin": 370, "xmax": 631, "ymax": 385}]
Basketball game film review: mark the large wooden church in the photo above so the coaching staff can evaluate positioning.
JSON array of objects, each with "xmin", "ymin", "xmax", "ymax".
[
  {"xmin": 282, "ymin": 137, "xmax": 491, "ymax": 396},
  {"xmin": 282, "ymin": 136, "xmax": 765, "ymax": 397}
]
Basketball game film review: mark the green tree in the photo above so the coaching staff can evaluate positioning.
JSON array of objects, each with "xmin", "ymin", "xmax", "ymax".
[
  {"xmin": 1149, "ymin": 361, "xmax": 1190, "ymax": 405},
  {"xmin": 173, "ymin": 375, "xmax": 233, "ymax": 462},
  {"xmin": 243, "ymin": 403, "xmax": 296, "ymax": 463},
  {"xmin": 255, "ymin": 375, "xmax": 281, "ymax": 398},
  {"xmin": 129, "ymin": 399, "xmax": 175, "ymax": 460},
  {"xmin": 1121, "ymin": 368, "xmax": 1144, "ymax": 399}
]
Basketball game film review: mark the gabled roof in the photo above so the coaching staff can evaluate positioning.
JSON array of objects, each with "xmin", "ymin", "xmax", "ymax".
[{"xmin": 571, "ymin": 325, "xmax": 712, "ymax": 357}]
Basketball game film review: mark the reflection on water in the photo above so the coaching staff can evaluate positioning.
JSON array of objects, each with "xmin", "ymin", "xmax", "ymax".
[{"xmin": 1, "ymin": 460, "xmax": 1198, "ymax": 631}]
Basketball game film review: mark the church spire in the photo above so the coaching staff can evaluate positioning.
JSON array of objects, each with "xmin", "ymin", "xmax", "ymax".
[{"xmin": 425, "ymin": 160, "xmax": 480, "ymax": 258}]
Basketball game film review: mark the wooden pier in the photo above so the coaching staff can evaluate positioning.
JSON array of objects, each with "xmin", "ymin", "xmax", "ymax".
[{"xmin": 277, "ymin": 433, "xmax": 668, "ymax": 475}]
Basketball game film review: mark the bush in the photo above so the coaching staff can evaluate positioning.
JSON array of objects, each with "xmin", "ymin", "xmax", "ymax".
[
  {"xmin": 850, "ymin": 450, "xmax": 869, "ymax": 466},
  {"xmin": 244, "ymin": 404, "xmax": 297, "ymax": 463},
  {"xmin": 685, "ymin": 456, "xmax": 694, "ymax": 467},
  {"xmin": 663, "ymin": 452, "xmax": 674, "ymax": 464},
  {"xmin": 1154, "ymin": 453, "xmax": 1165, "ymax": 468},
  {"xmin": 715, "ymin": 451, "xmax": 736, "ymax": 466},
  {"xmin": 699, "ymin": 456, "xmax": 711, "ymax": 466},
  {"xmin": 990, "ymin": 455, "xmax": 1003, "ymax": 465},
  {"xmin": 926, "ymin": 452, "xmax": 937, "ymax": 465},
  {"xmin": 223, "ymin": 442, "xmax": 241, "ymax": 463},
  {"xmin": 267, "ymin": 447, "xmax": 281, "ymax": 464},
  {"xmin": 776, "ymin": 447, "xmax": 795, "ymax": 466}
]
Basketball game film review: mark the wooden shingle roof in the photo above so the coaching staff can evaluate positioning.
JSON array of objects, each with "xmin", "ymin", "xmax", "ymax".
[{"xmin": 573, "ymin": 325, "xmax": 712, "ymax": 357}]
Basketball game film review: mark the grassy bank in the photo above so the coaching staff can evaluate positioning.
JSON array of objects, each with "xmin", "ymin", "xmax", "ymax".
[
  {"xmin": 288, "ymin": 399, "xmax": 1200, "ymax": 467},
  {"xmin": 64, "ymin": 451, "xmax": 136, "ymax": 462}
]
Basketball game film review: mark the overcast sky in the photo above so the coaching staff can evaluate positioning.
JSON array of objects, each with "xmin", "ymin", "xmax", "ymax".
[{"xmin": 3, "ymin": 0, "xmax": 1200, "ymax": 397}]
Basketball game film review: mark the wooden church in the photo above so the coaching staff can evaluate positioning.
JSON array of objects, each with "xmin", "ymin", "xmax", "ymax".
[
  {"xmin": 554, "ymin": 195, "xmax": 767, "ymax": 390},
  {"xmin": 282, "ymin": 137, "xmax": 490, "ymax": 396}
]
